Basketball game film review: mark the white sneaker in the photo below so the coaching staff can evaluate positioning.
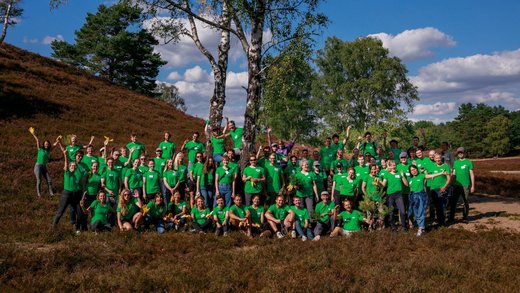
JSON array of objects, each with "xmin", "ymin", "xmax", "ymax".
[
  {"xmin": 302, "ymin": 236, "xmax": 307, "ymax": 242},
  {"xmin": 313, "ymin": 235, "xmax": 321, "ymax": 241},
  {"xmin": 276, "ymin": 231, "xmax": 284, "ymax": 239},
  {"xmin": 416, "ymin": 229, "xmax": 424, "ymax": 237},
  {"xmin": 75, "ymin": 230, "xmax": 81, "ymax": 235},
  {"xmin": 291, "ymin": 230, "xmax": 297, "ymax": 239}
]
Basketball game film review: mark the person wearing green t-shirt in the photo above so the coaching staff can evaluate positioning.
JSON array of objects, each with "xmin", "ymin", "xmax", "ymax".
[
  {"xmin": 51, "ymin": 148, "xmax": 85, "ymax": 232},
  {"xmin": 357, "ymin": 132, "xmax": 378, "ymax": 157},
  {"xmin": 125, "ymin": 159, "xmax": 144, "ymax": 200},
  {"xmin": 30, "ymin": 129, "xmax": 58, "ymax": 197},
  {"xmin": 65, "ymin": 134, "xmax": 94, "ymax": 161},
  {"xmin": 265, "ymin": 195, "xmax": 294, "ymax": 238},
  {"xmin": 101, "ymin": 158, "xmax": 121, "ymax": 204},
  {"xmin": 294, "ymin": 161, "xmax": 319, "ymax": 220},
  {"xmin": 215, "ymin": 155, "xmax": 237, "ymax": 207},
  {"xmin": 213, "ymin": 196, "xmax": 229, "ymax": 236},
  {"xmin": 173, "ymin": 152, "xmax": 189, "ymax": 203},
  {"xmin": 264, "ymin": 153, "xmax": 285, "ymax": 204},
  {"xmin": 354, "ymin": 155, "xmax": 369, "ymax": 180},
  {"xmin": 119, "ymin": 147, "xmax": 135, "ymax": 180},
  {"xmin": 228, "ymin": 195, "xmax": 249, "ymax": 232},
  {"xmin": 158, "ymin": 131, "xmax": 176, "ymax": 160},
  {"xmin": 320, "ymin": 137, "xmax": 336, "ymax": 174},
  {"xmin": 181, "ymin": 132, "xmax": 205, "ymax": 171},
  {"xmin": 83, "ymin": 191, "xmax": 113, "ymax": 232},
  {"xmin": 143, "ymin": 194, "xmax": 167, "ymax": 234},
  {"xmin": 362, "ymin": 164, "xmax": 384, "ymax": 202},
  {"xmin": 290, "ymin": 197, "xmax": 313, "ymax": 241},
  {"xmin": 242, "ymin": 155, "xmax": 266, "ymax": 206},
  {"xmin": 331, "ymin": 200, "xmax": 370, "ymax": 238},
  {"xmin": 338, "ymin": 168, "xmax": 359, "ymax": 208},
  {"xmin": 330, "ymin": 149, "xmax": 350, "ymax": 176},
  {"xmin": 247, "ymin": 195, "xmax": 269, "ymax": 237},
  {"xmin": 312, "ymin": 161, "xmax": 328, "ymax": 197},
  {"xmin": 81, "ymin": 145, "xmax": 99, "ymax": 172},
  {"xmin": 196, "ymin": 157, "xmax": 216, "ymax": 208},
  {"xmin": 166, "ymin": 191, "xmax": 188, "ymax": 230},
  {"xmin": 449, "ymin": 147, "xmax": 475, "ymax": 223},
  {"xmin": 209, "ymin": 126, "xmax": 226, "ymax": 164},
  {"xmin": 427, "ymin": 153, "xmax": 451, "ymax": 226},
  {"xmin": 312, "ymin": 191, "xmax": 336, "ymax": 241},
  {"xmin": 191, "ymin": 196, "xmax": 212, "ymax": 233},
  {"xmin": 84, "ymin": 162, "xmax": 102, "ymax": 224},
  {"xmin": 116, "ymin": 189, "xmax": 143, "ymax": 231},
  {"xmin": 142, "ymin": 160, "xmax": 161, "ymax": 202},
  {"xmin": 163, "ymin": 159, "xmax": 180, "ymax": 202},
  {"xmin": 331, "ymin": 163, "xmax": 348, "ymax": 206},
  {"xmin": 382, "ymin": 160, "xmax": 408, "ymax": 230},
  {"xmin": 223, "ymin": 118, "xmax": 243, "ymax": 157},
  {"xmin": 126, "ymin": 133, "xmax": 146, "ymax": 164}
]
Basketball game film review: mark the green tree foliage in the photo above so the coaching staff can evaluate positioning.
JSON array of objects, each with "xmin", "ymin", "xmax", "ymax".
[
  {"xmin": 260, "ymin": 39, "xmax": 317, "ymax": 142},
  {"xmin": 51, "ymin": 1, "xmax": 166, "ymax": 96},
  {"xmin": 312, "ymin": 37, "xmax": 418, "ymax": 133},
  {"xmin": 483, "ymin": 115, "xmax": 511, "ymax": 156},
  {"xmin": 155, "ymin": 82, "xmax": 187, "ymax": 112},
  {"xmin": 509, "ymin": 111, "xmax": 520, "ymax": 148},
  {"xmin": 1, "ymin": 0, "xmax": 23, "ymax": 44}
]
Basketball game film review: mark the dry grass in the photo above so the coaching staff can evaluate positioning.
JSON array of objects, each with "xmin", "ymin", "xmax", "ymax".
[{"xmin": 1, "ymin": 44, "xmax": 520, "ymax": 292}]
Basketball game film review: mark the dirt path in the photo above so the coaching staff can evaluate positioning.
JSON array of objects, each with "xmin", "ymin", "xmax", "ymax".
[{"xmin": 449, "ymin": 194, "xmax": 520, "ymax": 232}]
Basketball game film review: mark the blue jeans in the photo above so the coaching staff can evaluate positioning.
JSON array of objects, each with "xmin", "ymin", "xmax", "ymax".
[
  {"xmin": 213, "ymin": 153, "xmax": 223, "ymax": 165},
  {"xmin": 144, "ymin": 215, "xmax": 165, "ymax": 234},
  {"xmin": 294, "ymin": 220, "xmax": 313, "ymax": 239},
  {"xmin": 409, "ymin": 191, "xmax": 427, "ymax": 229},
  {"xmin": 201, "ymin": 186, "xmax": 214, "ymax": 208},
  {"xmin": 218, "ymin": 184, "xmax": 232, "ymax": 207}
]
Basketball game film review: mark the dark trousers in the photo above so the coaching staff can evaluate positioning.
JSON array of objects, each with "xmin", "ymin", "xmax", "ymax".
[
  {"xmin": 52, "ymin": 190, "xmax": 82, "ymax": 230},
  {"xmin": 192, "ymin": 218, "xmax": 213, "ymax": 232},
  {"xmin": 387, "ymin": 192, "xmax": 407, "ymax": 229}
]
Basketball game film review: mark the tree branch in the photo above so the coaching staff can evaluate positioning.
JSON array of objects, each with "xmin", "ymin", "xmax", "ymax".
[{"xmin": 184, "ymin": 0, "xmax": 218, "ymax": 70}]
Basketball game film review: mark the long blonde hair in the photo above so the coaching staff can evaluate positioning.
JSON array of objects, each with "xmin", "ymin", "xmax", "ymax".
[{"xmin": 118, "ymin": 189, "xmax": 131, "ymax": 216}]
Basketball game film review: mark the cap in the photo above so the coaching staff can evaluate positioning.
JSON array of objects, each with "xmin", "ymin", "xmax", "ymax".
[
  {"xmin": 399, "ymin": 151, "xmax": 408, "ymax": 158},
  {"xmin": 155, "ymin": 147, "xmax": 162, "ymax": 152},
  {"xmin": 313, "ymin": 161, "xmax": 321, "ymax": 167},
  {"xmin": 113, "ymin": 150, "xmax": 120, "ymax": 155},
  {"xmin": 271, "ymin": 143, "xmax": 278, "ymax": 147},
  {"xmin": 320, "ymin": 191, "xmax": 329, "ymax": 196},
  {"xmin": 456, "ymin": 147, "xmax": 465, "ymax": 153},
  {"xmin": 336, "ymin": 162, "xmax": 343, "ymax": 168}
]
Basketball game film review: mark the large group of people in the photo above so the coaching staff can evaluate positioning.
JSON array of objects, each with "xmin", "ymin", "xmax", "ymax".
[{"xmin": 32, "ymin": 119, "xmax": 475, "ymax": 240}]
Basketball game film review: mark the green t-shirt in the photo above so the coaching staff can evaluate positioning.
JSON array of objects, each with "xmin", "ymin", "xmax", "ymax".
[
  {"xmin": 183, "ymin": 140, "xmax": 205, "ymax": 163},
  {"xmin": 230, "ymin": 204, "xmax": 247, "ymax": 219},
  {"xmin": 36, "ymin": 147, "xmax": 50, "ymax": 165},
  {"xmin": 76, "ymin": 161, "xmax": 90, "ymax": 179},
  {"xmin": 453, "ymin": 159, "xmax": 473, "ymax": 187},
  {"xmin": 268, "ymin": 204, "xmax": 290, "ymax": 221},
  {"xmin": 66, "ymin": 145, "xmax": 81, "ymax": 161},
  {"xmin": 192, "ymin": 162, "xmax": 204, "ymax": 180},
  {"xmin": 81, "ymin": 154, "xmax": 98, "ymax": 171},
  {"xmin": 422, "ymin": 159, "xmax": 436, "ymax": 187},
  {"xmin": 168, "ymin": 200, "xmax": 187, "ymax": 215},
  {"xmin": 413, "ymin": 157, "xmax": 427, "ymax": 171},
  {"xmin": 330, "ymin": 159, "xmax": 350, "ymax": 174},
  {"xmin": 117, "ymin": 197, "xmax": 140, "ymax": 221},
  {"xmin": 216, "ymin": 166, "xmax": 234, "ymax": 184},
  {"xmin": 63, "ymin": 169, "xmax": 83, "ymax": 192},
  {"xmin": 126, "ymin": 141, "xmax": 145, "ymax": 162},
  {"xmin": 98, "ymin": 158, "xmax": 107, "ymax": 176},
  {"xmin": 409, "ymin": 173, "xmax": 426, "ymax": 193},
  {"xmin": 118, "ymin": 155, "xmax": 130, "ymax": 176},
  {"xmin": 290, "ymin": 206, "xmax": 309, "ymax": 227},
  {"xmin": 176, "ymin": 165, "xmax": 188, "ymax": 183},
  {"xmin": 153, "ymin": 157, "xmax": 167, "ymax": 177},
  {"xmin": 330, "ymin": 142, "xmax": 344, "ymax": 154},
  {"xmin": 390, "ymin": 148, "xmax": 402, "ymax": 161},
  {"xmin": 264, "ymin": 164, "xmax": 283, "ymax": 193},
  {"xmin": 159, "ymin": 141, "xmax": 176, "ymax": 159},
  {"xmin": 339, "ymin": 209, "xmax": 364, "ymax": 232},
  {"xmin": 333, "ymin": 173, "xmax": 347, "ymax": 191},
  {"xmin": 354, "ymin": 165, "xmax": 369, "ymax": 180},
  {"xmin": 314, "ymin": 171, "xmax": 328, "ymax": 195},
  {"xmin": 383, "ymin": 171, "xmax": 403, "ymax": 194},
  {"xmin": 144, "ymin": 171, "xmax": 161, "ymax": 194},
  {"xmin": 211, "ymin": 136, "xmax": 226, "ymax": 155},
  {"xmin": 228, "ymin": 162, "xmax": 239, "ymax": 175},
  {"xmin": 339, "ymin": 177, "xmax": 358, "ymax": 197},
  {"xmin": 295, "ymin": 172, "xmax": 316, "ymax": 198},
  {"xmin": 112, "ymin": 160, "xmax": 124, "ymax": 178},
  {"xmin": 229, "ymin": 128, "xmax": 243, "ymax": 149},
  {"xmin": 429, "ymin": 164, "xmax": 451, "ymax": 190},
  {"xmin": 320, "ymin": 146, "xmax": 335, "ymax": 169},
  {"xmin": 103, "ymin": 169, "xmax": 120, "ymax": 197},
  {"xmin": 248, "ymin": 205, "xmax": 264, "ymax": 225},
  {"xmin": 198, "ymin": 171, "xmax": 214, "ymax": 188},
  {"xmin": 125, "ymin": 168, "xmax": 143, "ymax": 189},
  {"xmin": 213, "ymin": 206, "xmax": 228, "ymax": 224},
  {"xmin": 243, "ymin": 166, "xmax": 264, "ymax": 193},
  {"xmin": 360, "ymin": 141, "xmax": 377, "ymax": 157},
  {"xmin": 315, "ymin": 201, "xmax": 335, "ymax": 222},
  {"xmin": 89, "ymin": 200, "xmax": 111, "ymax": 225},
  {"xmin": 396, "ymin": 163, "xmax": 411, "ymax": 194},
  {"xmin": 191, "ymin": 207, "xmax": 210, "ymax": 225},
  {"xmin": 86, "ymin": 172, "xmax": 102, "ymax": 195},
  {"xmin": 364, "ymin": 175, "xmax": 383, "ymax": 201},
  {"xmin": 147, "ymin": 201, "xmax": 167, "ymax": 219},
  {"xmin": 284, "ymin": 163, "xmax": 300, "ymax": 177},
  {"xmin": 163, "ymin": 169, "xmax": 179, "ymax": 188}
]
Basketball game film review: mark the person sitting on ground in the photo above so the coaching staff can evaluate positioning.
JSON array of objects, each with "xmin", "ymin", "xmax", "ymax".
[
  {"xmin": 190, "ymin": 196, "xmax": 212, "ymax": 233},
  {"xmin": 290, "ymin": 197, "xmax": 314, "ymax": 241},
  {"xmin": 313, "ymin": 191, "xmax": 336, "ymax": 241},
  {"xmin": 265, "ymin": 195, "xmax": 294, "ymax": 239},
  {"xmin": 83, "ymin": 191, "xmax": 113, "ymax": 232},
  {"xmin": 166, "ymin": 191, "xmax": 188, "ymax": 231},
  {"xmin": 143, "ymin": 193, "xmax": 167, "ymax": 234},
  {"xmin": 213, "ymin": 196, "xmax": 229, "ymax": 236},
  {"xmin": 330, "ymin": 200, "xmax": 371, "ymax": 238},
  {"xmin": 117, "ymin": 189, "xmax": 143, "ymax": 231}
]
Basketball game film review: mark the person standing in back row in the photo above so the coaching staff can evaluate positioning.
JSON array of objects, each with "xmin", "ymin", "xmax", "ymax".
[{"xmin": 449, "ymin": 147, "xmax": 475, "ymax": 224}]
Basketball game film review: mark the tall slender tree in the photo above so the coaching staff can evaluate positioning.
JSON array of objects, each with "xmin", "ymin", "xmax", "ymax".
[{"xmin": 0, "ymin": 0, "xmax": 23, "ymax": 44}]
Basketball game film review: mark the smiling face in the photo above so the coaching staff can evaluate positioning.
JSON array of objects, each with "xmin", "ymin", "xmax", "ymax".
[
  {"xmin": 343, "ymin": 200, "xmax": 352, "ymax": 212},
  {"xmin": 234, "ymin": 195, "xmax": 242, "ymax": 206},
  {"xmin": 148, "ymin": 160, "xmax": 155, "ymax": 170},
  {"xmin": 92, "ymin": 162, "xmax": 99, "ymax": 173},
  {"xmin": 293, "ymin": 197, "xmax": 301, "ymax": 208},
  {"xmin": 196, "ymin": 197, "xmax": 204, "ymax": 208},
  {"xmin": 98, "ymin": 192, "xmax": 106, "ymax": 203},
  {"xmin": 276, "ymin": 196, "xmax": 284, "ymax": 207}
]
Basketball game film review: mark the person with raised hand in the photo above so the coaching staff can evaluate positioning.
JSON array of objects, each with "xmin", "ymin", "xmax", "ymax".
[
  {"xmin": 117, "ymin": 189, "xmax": 143, "ymax": 231},
  {"xmin": 29, "ymin": 127, "xmax": 59, "ymax": 197},
  {"xmin": 65, "ymin": 134, "xmax": 94, "ymax": 162},
  {"xmin": 126, "ymin": 133, "xmax": 146, "ymax": 164}
]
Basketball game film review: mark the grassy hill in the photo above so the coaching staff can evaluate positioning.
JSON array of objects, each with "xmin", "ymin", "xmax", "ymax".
[{"xmin": 1, "ymin": 44, "xmax": 520, "ymax": 292}]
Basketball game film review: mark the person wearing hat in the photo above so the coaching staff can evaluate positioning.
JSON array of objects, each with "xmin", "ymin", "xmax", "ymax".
[
  {"xmin": 449, "ymin": 147, "xmax": 474, "ymax": 223},
  {"xmin": 313, "ymin": 191, "xmax": 336, "ymax": 240}
]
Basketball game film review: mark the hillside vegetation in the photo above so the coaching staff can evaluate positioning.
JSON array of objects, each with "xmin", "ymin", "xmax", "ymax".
[{"xmin": 1, "ymin": 44, "xmax": 520, "ymax": 292}]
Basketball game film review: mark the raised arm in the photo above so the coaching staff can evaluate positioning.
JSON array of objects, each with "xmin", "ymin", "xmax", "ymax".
[
  {"xmin": 342, "ymin": 125, "xmax": 352, "ymax": 145},
  {"xmin": 83, "ymin": 136, "xmax": 95, "ymax": 149},
  {"xmin": 222, "ymin": 117, "xmax": 229, "ymax": 134},
  {"xmin": 267, "ymin": 127, "xmax": 273, "ymax": 147},
  {"xmin": 30, "ymin": 128, "xmax": 39, "ymax": 150}
]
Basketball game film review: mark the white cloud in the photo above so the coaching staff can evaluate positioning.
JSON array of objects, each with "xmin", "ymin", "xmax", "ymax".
[
  {"xmin": 183, "ymin": 65, "xmax": 210, "ymax": 82},
  {"xmin": 23, "ymin": 37, "xmax": 39, "ymax": 44},
  {"xmin": 41, "ymin": 34, "xmax": 64, "ymax": 45},
  {"xmin": 167, "ymin": 71, "xmax": 181, "ymax": 80},
  {"xmin": 368, "ymin": 27, "xmax": 455, "ymax": 61},
  {"xmin": 413, "ymin": 102, "xmax": 457, "ymax": 116}
]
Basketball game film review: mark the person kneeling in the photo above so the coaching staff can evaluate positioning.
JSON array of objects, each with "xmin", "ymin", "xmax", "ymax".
[
  {"xmin": 166, "ymin": 191, "xmax": 188, "ymax": 231},
  {"xmin": 83, "ymin": 191, "xmax": 113, "ymax": 233},
  {"xmin": 228, "ymin": 195, "xmax": 249, "ymax": 235},
  {"xmin": 117, "ymin": 189, "xmax": 143, "ymax": 231},
  {"xmin": 190, "ymin": 196, "xmax": 212, "ymax": 233},
  {"xmin": 247, "ymin": 194, "xmax": 270, "ymax": 238},
  {"xmin": 265, "ymin": 195, "xmax": 294, "ymax": 239},
  {"xmin": 313, "ymin": 191, "xmax": 336, "ymax": 241},
  {"xmin": 143, "ymin": 193, "xmax": 167, "ymax": 234},
  {"xmin": 331, "ymin": 200, "xmax": 371, "ymax": 238},
  {"xmin": 213, "ymin": 196, "xmax": 229, "ymax": 236}
]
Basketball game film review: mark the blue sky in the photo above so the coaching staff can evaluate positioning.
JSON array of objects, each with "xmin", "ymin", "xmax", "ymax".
[{"xmin": 6, "ymin": 0, "xmax": 520, "ymax": 126}]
